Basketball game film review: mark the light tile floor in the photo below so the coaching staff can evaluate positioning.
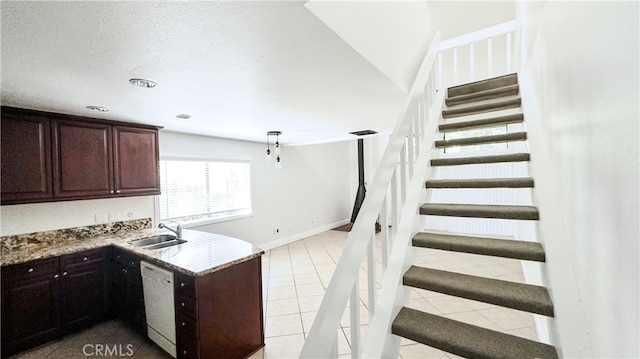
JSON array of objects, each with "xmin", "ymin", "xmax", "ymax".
[
  {"xmin": 7, "ymin": 320, "xmax": 173, "ymax": 359},
  {"xmin": 10, "ymin": 230, "xmax": 539, "ymax": 359},
  {"xmin": 255, "ymin": 229, "xmax": 539, "ymax": 359}
]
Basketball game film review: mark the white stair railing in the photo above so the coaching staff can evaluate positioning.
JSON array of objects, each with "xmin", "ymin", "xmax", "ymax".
[
  {"xmin": 299, "ymin": 31, "xmax": 443, "ymax": 359},
  {"xmin": 437, "ymin": 20, "xmax": 518, "ymax": 87},
  {"xmin": 301, "ymin": 20, "xmax": 521, "ymax": 359}
]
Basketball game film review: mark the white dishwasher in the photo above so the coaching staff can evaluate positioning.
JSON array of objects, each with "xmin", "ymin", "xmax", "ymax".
[{"xmin": 141, "ymin": 261, "xmax": 176, "ymax": 358}]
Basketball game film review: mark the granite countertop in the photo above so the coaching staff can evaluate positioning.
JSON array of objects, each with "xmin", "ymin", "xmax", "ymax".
[{"xmin": 1, "ymin": 228, "xmax": 264, "ymax": 277}]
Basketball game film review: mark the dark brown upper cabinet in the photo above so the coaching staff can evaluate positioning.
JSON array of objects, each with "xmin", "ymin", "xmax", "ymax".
[
  {"xmin": 52, "ymin": 119, "xmax": 113, "ymax": 198},
  {"xmin": 0, "ymin": 109, "xmax": 53, "ymax": 203},
  {"xmin": 113, "ymin": 126, "xmax": 160, "ymax": 196},
  {"xmin": 1, "ymin": 107, "xmax": 161, "ymax": 205}
]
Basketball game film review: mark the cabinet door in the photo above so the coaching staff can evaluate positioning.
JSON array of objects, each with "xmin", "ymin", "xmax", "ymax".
[
  {"xmin": 128, "ymin": 262, "xmax": 146, "ymax": 332},
  {"xmin": 1, "ymin": 274, "xmax": 60, "ymax": 357},
  {"xmin": 0, "ymin": 110, "xmax": 53, "ymax": 204},
  {"xmin": 52, "ymin": 119, "xmax": 113, "ymax": 198},
  {"xmin": 60, "ymin": 261, "xmax": 107, "ymax": 332},
  {"xmin": 113, "ymin": 126, "xmax": 160, "ymax": 196},
  {"xmin": 109, "ymin": 248, "xmax": 146, "ymax": 333}
]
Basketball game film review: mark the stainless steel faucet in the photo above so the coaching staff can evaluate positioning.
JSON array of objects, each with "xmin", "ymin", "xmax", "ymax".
[{"xmin": 158, "ymin": 221, "xmax": 182, "ymax": 239}]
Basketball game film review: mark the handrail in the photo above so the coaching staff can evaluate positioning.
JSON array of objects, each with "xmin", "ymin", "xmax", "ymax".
[
  {"xmin": 299, "ymin": 30, "xmax": 442, "ymax": 358},
  {"xmin": 362, "ymin": 88, "xmax": 444, "ymax": 358}
]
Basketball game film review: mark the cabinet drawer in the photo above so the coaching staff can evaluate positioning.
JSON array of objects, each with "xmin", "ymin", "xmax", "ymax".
[
  {"xmin": 176, "ymin": 311, "xmax": 198, "ymax": 339},
  {"xmin": 175, "ymin": 294, "xmax": 197, "ymax": 318},
  {"xmin": 61, "ymin": 248, "xmax": 106, "ymax": 270},
  {"xmin": 174, "ymin": 272, "xmax": 196, "ymax": 298},
  {"xmin": 176, "ymin": 331, "xmax": 199, "ymax": 359},
  {"xmin": 1, "ymin": 257, "xmax": 58, "ymax": 283}
]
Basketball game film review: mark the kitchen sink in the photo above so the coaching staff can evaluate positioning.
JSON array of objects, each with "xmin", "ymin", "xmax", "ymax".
[{"xmin": 128, "ymin": 235, "xmax": 187, "ymax": 250}]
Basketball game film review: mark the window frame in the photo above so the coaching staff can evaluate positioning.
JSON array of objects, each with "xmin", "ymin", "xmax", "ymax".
[{"xmin": 154, "ymin": 155, "xmax": 254, "ymax": 228}]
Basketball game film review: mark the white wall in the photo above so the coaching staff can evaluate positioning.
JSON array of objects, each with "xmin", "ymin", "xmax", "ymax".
[
  {"xmin": 519, "ymin": 2, "xmax": 639, "ymax": 357},
  {"xmin": 1, "ymin": 131, "xmax": 354, "ymax": 245},
  {"xmin": 1, "ymin": 196, "xmax": 155, "ymax": 236},
  {"xmin": 159, "ymin": 131, "xmax": 352, "ymax": 249},
  {"xmin": 305, "ymin": 0, "xmax": 432, "ymax": 92}
]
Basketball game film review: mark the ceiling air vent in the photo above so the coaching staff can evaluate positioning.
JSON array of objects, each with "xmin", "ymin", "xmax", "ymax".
[{"xmin": 349, "ymin": 130, "xmax": 378, "ymax": 136}]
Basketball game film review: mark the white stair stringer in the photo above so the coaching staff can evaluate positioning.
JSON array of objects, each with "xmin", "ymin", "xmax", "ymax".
[{"xmin": 362, "ymin": 91, "xmax": 444, "ymax": 359}]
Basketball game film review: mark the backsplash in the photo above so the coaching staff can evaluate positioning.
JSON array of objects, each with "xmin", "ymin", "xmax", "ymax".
[{"xmin": 0, "ymin": 218, "xmax": 152, "ymax": 251}]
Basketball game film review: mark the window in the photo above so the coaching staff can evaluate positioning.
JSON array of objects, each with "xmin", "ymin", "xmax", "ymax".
[{"xmin": 158, "ymin": 159, "xmax": 252, "ymax": 224}]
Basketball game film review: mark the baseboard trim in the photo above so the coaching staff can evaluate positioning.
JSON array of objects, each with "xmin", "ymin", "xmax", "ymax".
[{"xmin": 259, "ymin": 219, "xmax": 350, "ymax": 251}]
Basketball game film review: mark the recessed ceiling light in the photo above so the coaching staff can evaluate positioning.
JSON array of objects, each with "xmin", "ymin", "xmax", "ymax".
[
  {"xmin": 129, "ymin": 78, "xmax": 157, "ymax": 88},
  {"xmin": 86, "ymin": 105, "xmax": 109, "ymax": 112},
  {"xmin": 176, "ymin": 114, "xmax": 191, "ymax": 119}
]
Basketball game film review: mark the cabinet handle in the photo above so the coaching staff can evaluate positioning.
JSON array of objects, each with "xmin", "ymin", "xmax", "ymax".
[
  {"xmin": 180, "ymin": 282, "xmax": 186, "ymax": 287},
  {"xmin": 116, "ymin": 190, "xmax": 121, "ymax": 193},
  {"xmin": 62, "ymin": 271, "xmax": 68, "ymax": 276},
  {"xmin": 83, "ymin": 257, "xmax": 88, "ymax": 261},
  {"xmin": 28, "ymin": 268, "xmax": 34, "ymax": 273},
  {"xmin": 183, "ymin": 350, "xmax": 187, "ymax": 355},
  {"xmin": 181, "ymin": 302, "xmax": 185, "ymax": 307},
  {"xmin": 54, "ymin": 274, "xmax": 59, "ymax": 279},
  {"xmin": 110, "ymin": 190, "xmax": 114, "ymax": 194},
  {"xmin": 181, "ymin": 321, "xmax": 186, "ymax": 326}
]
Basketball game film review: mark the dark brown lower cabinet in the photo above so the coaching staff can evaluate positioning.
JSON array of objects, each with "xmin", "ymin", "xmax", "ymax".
[
  {"xmin": 1, "ymin": 258, "xmax": 60, "ymax": 357},
  {"xmin": 110, "ymin": 247, "xmax": 146, "ymax": 334},
  {"xmin": 2, "ymin": 247, "xmax": 263, "ymax": 358},
  {"xmin": 174, "ymin": 256, "xmax": 264, "ymax": 359},
  {"xmin": 60, "ymin": 248, "xmax": 108, "ymax": 332},
  {"xmin": 0, "ymin": 248, "xmax": 108, "ymax": 358}
]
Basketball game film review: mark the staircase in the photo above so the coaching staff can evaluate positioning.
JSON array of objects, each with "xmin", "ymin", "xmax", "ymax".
[{"xmin": 390, "ymin": 73, "xmax": 559, "ymax": 358}]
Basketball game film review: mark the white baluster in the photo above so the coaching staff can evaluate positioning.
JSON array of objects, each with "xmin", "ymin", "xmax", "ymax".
[
  {"xmin": 390, "ymin": 171, "xmax": 398, "ymax": 236},
  {"xmin": 350, "ymin": 280, "xmax": 361, "ymax": 358},
  {"xmin": 487, "ymin": 37, "xmax": 493, "ymax": 77},
  {"xmin": 330, "ymin": 331, "xmax": 338, "ymax": 358},
  {"xmin": 469, "ymin": 42, "xmax": 475, "ymax": 81},
  {"xmin": 415, "ymin": 99, "xmax": 422, "ymax": 156},
  {"xmin": 453, "ymin": 47, "xmax": 458, "ymax": 84},
  {"xmin": 399, "ymin": 142, "xmax": 407, "ymax": 206},
  {"xmin": 506, "ymin": 32, "xmax": 512, "ymax": 73},
  {"xmin": 437, "ymin": 52, "xmax": 442, "ymax": 89},
  {"xmin": 407, "ymin": 125, "xmax": 415, "ymax": 178},
  {"xmin": 380, "ymin": 197, "xmax": 389, "ymax": 269},
  {"xmin": 367, "ymin": 235, "xmax": 376, "ymax": 319}
]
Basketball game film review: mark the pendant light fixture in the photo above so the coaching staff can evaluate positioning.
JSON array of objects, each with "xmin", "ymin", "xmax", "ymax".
[
  {"xmin": 265, "ymin": 133, "xmax": 272, "ymax": 162},
  {"xmin": 266, "ymin": 131, "xmax": 282, "ymax": 169}
]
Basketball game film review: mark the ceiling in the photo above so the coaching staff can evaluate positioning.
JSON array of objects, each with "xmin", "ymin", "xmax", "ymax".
[{"xmin": 1, "ymin": 1, "xmax": 515, "ymax": 146}]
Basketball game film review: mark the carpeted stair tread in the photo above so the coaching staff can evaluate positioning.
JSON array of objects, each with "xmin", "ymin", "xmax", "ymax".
[
  {"xmin": 403, "ymin": 266, "xmax": 554, "ymax": 316},
  {"xmin": 412, "ymin": 231, "xmax": 545, "ymax": 262},
  {"xmin": 448, "ymin": 73, "xmax": 518, "ymax": 98},
  {"xmin": 426, "ymin": 177, "xmax": 534, "ymax": 188},
  {"xmin": 440, "ymin": 113, "xmax": 524, "ymax": 132},
  {"xmin": 431, "ymin": 153, "xmax": 530, "ymax": 167},
  {"xmin": 392, "ymin": 307, "xmax": 558, "ymax": 359},
  {"xmin": 442, "ymin": 98, "xmax": 521, "ymax": 119},
  {"xmin": 420, "ymin": 203, "xmax": 539, "ymax": 220},
  {"xmin": 446, "ymin": 84, "xmax": 519, "ymax": 106},
  {"xmin": 435, "ymin": 132, "xmax": 526, "ymax": 148}
]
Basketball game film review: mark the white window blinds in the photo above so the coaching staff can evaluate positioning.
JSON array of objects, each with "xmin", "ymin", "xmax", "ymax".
[{"xmin": 159, "ymin": 160, "xmax": 252, "ymax": 222}]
